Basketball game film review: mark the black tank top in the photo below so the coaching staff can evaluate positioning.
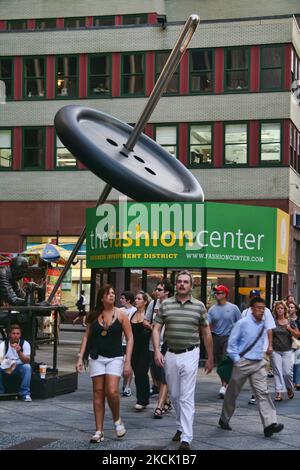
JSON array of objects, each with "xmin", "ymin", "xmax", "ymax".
[
  {"xmin": 89, "ymin": 317, "xmax": 123, "ymax": 358},
  {"xmin": 131, "ymin": 313, "xmax": 150, "ymax": 351}
]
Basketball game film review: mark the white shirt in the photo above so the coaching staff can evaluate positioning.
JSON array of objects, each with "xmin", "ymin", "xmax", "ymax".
[
  {"xmin": 0, "ymin": 340, "xmax": 31, "ymax": 365},
  {"xmin": 241, "ymin": 307, "xmax": 275, "ymax": 352}
]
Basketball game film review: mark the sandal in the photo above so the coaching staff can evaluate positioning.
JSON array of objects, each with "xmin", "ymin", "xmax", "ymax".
[
  {"xmin": 287, "ymin": 389, "xmax": 294, "ymax": 399},
  {"xmin": 275, "ymin": 393, "xmax": 283, "ymax": 401},
  {"xmin": 153, "ymin": 407, "xmax": 163, "ymax": 419},
  {"xmin": 163, "ymin": 400, "xmax": 172, "ymax": 413}
]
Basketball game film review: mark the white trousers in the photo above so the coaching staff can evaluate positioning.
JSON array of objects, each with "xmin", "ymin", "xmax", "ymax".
[
  {"xmin": 164, "ymin": 347, "xmax": 199, "ymax": 444},
  {"xmin": 270, "ymin": 350, "xmax": 294, "ymax": 393}
]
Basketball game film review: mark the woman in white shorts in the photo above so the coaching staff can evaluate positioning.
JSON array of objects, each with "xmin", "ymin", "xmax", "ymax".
[{"xmin": 76, "ymin": 284, "xmax": 133, "ymax": 443}]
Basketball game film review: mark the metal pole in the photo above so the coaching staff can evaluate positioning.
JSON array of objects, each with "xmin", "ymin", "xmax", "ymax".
[
  {"xmin": 47, "ymin": 183, "xmax": 112, "ymax": 304},
  {"xmin": 125, "ymin": 14, "xmax": 200, "ymax": 151}
]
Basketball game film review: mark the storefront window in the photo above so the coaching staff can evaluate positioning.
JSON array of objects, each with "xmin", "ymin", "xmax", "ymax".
[
  {"xmin": 224, "ymin": 123, "xmax": 248, "ymax": 165},
  {"xmin": 24, "ymin": 57, "xmax": 45, "ymax": 98},
  {"xmin": 260, "ymin": 122, "xmax": 281, "ymax": 162},
  {"xmin": 146, "ymin": 269, "xmax": 164, "ymax": 297},
  {"xmin": 130, "ymin": 269, "xmax": 143, "ymax": 294},
  {"xmin": 238, "ymin": 271, "xmax": 266, "ymax": 311},
  {"xmin": 189, "ymin": 124, "xmax": 213, "ymax": 166},
  {"xmin": 155, "ymin": 52, "xmax": 179, "ymax": 94},
  {"xmin": 0, "ymin": 129, "xmax": 12, "ymax": 169},
  {"xmin": 26, "ymin": 236, "xmax": 90, "ymax": 310},
  {"xmin": 121, "ymin": 53, "xmax": 145, "ymax": 96},
  {"xmin": 154, "ymin": 125, "xmax": 177, "ymax": 157},
  {"xmin": 225, "ymin": 48, "xmax": 249, "ymax": 91},
  {"xmin": 56, "ymin": 56, "xmax": 78, "ymax": 97},
  {"xmin": 189, "ymin": 49, "xmax": 213, "ymax": 93},
  {"xmin": 206, "ymin": 270, "xmax": 235, "ymax": 308},
  {"xmin": 88, "ymin": 54, "xmax": 111, "ymax": 97}
]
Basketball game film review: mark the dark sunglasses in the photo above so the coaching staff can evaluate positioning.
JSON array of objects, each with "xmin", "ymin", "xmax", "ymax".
[
  {"xmin": 214, "ymin": 291, "xmax": 224, "ymax": 295},
  {"xmin": 155, "ymin": 287, "xmax": 164, "ymax": 292}
]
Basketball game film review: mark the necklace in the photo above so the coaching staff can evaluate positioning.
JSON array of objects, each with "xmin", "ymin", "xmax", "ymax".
[{"xmin": 100, "ymin": 309, "xmax": 115, "ymax": 336}]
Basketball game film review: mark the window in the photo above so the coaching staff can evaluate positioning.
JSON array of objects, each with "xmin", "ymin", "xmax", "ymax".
[
  {"xmin": 225, "ymin": 48, "xmax": 249, "ymax": 91},
  {"xmin": 155, "ymin": 52, "xmax": 179, "ymax": 94},
  {"xmin": 24, "ymin": 57, "xmax": 45, "ymax": 98},
  {"xmin": 260, "ymin": 122, "xmax": 281, "ymax": 162},
  {"xmin": 122, "ymin": 14, "xmax": 147, "ymax": 25},
  {"xmin": 7, "ymin": 20, "xmax": 27, "ymax": 31},
  {"xmin": 56, "ymin": 56, "xmax": 78, "ymax": 97},
  {"xmin": 155, "ymin": 125, "xmax": 177, "ymax": 157},
  {"xmin": 65, "ymin": 17, "xmax": 85, "ymax": 28},
  {"xmin": 121, "ymin": 53, "xmax": 145, "ymax": 96},
  {"xmin": 35, "ymin": 18, "xmax": 56, "ymax": 30},
  {"xmin": 56, "ymin": 136, "xmax": 77, "ymax": 168},
  {"xmin": 261, "ymin": 46, "xmax": 283, "ymax": 90},
  {"xmin": 0, "ymin": 129, "xmax": 12, "ymax": 169},
  {"xmin": 189, "ymin": 49, "xmax": 213, "ymax": 93},
  {"xmin": 88, "ymin": 55, "xmax": 111, "ymax": 96},
  {"xmin": 189, "ymin": 124, "xmax": 213, "ymax": 166},
  {"xmin": 0, "ymin": 58, "xmax": 13, "ymax": 99},
  {"xmin": 224, "ymin": 123, "xmax": 248, "ymax": 165},
  {"xmin": 93, "ymin": 16, "xmax": 114, "ymax": 26},
  {"xmin": 291, "ymin": 48, "xmax": 300, "ymax": 85},
  {"xmin": 23, "ymin": 128, "xmax": 44, "ymax": 169}
]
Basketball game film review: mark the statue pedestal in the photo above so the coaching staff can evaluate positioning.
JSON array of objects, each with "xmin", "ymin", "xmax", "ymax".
[{"xmin": 31, "ymin": 370, "xmax": 78, "ymax": 399}]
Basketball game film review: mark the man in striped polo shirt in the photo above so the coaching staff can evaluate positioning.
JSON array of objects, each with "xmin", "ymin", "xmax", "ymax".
[{"xmin": 152, "ymin": 270, "xmax": 213, "ymax": 450}]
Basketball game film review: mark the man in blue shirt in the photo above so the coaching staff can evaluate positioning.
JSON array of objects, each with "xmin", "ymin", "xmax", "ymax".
[
  {"xmin": 218, "ymin": 297, "xmax": 284, "ymax": 437},
  {"xmin": 208, "ymin": 285, "xmax": 241, "ymax": 398}
]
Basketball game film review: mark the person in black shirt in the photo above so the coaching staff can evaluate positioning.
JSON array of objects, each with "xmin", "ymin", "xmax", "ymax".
[{"xmin": 76, "ymin": 284, "xmax": 133, "ymax": 443}]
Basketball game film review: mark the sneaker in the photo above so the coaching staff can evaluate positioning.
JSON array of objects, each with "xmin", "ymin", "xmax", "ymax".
[
  {"xmin": 23, "ymin": 395, "xmax": 32, "ymax": 402},
  {"xmin": 135, "ymin": 403, "xmax": 146, "ymax": 411},
  {"xmin": 218, "ymin": 386, "xmax": 226, "ymax": 399},
  {"xmin": 179, "ymin": 441, "xmax": 190, "ymax": 450},
  {"xmin": 90, "ymin": 430, "xmax": 104, "ymax": 443},
  {"xmin": 122, "ymin": 388, "xmax": 132, "ymax": 397},
  {"xmin": 114, "ymin": 419, "xmax": 126, "ymax": 438},
  {"xmin": 248, "ymin": 396, "xmax": 256, "ymax": 405},
  {"xmin": 172, "ymin": 430, "xmax": 182, "ymax": 442}
]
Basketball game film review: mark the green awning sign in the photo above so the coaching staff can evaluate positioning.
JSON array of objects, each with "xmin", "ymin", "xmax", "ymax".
[{"xmin": 86, "ymin": 201, "xmax": 289, "ymax": 273}]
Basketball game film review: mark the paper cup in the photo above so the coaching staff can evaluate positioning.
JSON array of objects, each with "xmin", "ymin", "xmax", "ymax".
[{"xmin": 39, "ymin": 364, "xmax": 47, "ymax": 379}]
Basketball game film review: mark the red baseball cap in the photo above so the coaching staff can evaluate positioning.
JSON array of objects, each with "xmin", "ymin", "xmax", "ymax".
[{"xmin": 213, "ymin": 285, "xmax": 229, "ymax": 297}]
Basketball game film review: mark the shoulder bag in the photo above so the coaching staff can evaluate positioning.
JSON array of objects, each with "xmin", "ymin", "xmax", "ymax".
[{"xmin": 217, "ymin": 324, "xmax": 265, "ymax": 383}]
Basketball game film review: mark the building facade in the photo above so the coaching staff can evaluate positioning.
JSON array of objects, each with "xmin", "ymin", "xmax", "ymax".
[{"xmin": 0, "ymin": 0, "xmax": 300, "ymax": 305}]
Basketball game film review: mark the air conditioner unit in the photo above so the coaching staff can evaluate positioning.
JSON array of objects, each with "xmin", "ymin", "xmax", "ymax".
[{"xmin": 293, "ymin": 212, "xmax": 300, "ymax": 228}]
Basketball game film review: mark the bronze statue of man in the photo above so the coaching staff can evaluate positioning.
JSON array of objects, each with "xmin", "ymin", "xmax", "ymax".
[{"xmin": 0, "ymin": 256, "xmax": 29, "ymax": 306}]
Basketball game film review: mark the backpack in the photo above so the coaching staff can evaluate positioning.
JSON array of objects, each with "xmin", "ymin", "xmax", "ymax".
[{"xmin": 5, "ymin": 338, "xmax": 24, "ymax": 355}]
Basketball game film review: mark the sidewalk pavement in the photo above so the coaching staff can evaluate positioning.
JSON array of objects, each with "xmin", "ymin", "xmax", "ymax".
[{"xmin": 0, "ymin": 335, "xmax": 300, "ymax": 451}]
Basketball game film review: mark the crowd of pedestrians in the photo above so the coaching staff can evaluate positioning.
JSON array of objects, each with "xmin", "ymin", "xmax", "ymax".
[{"xmin": 75, "ymin": 273, "xmax": 300, "ymax": 449}]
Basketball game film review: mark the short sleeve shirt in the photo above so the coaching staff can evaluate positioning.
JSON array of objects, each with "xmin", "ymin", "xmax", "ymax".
[{"xmin": 154, "ymin": 295, "xmax": 208, "ymax": 350}]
